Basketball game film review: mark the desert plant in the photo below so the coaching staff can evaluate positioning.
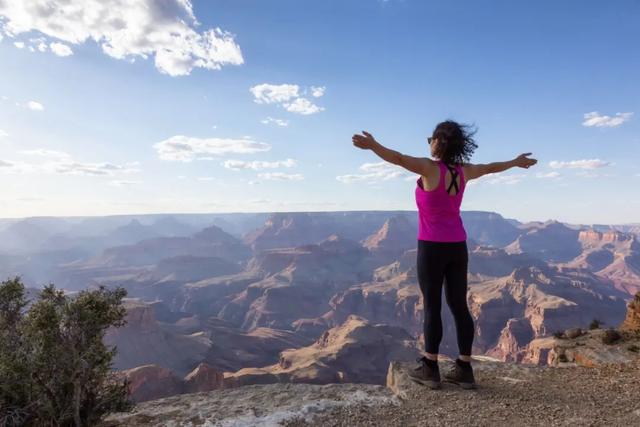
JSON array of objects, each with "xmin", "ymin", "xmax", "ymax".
[
  {"xmin": 589, "ymin": 318, "xmax": 604, "ymax": 330},
  {"xmin": 0, "ymin": 277, "xmax": 133, "ymax": 426},
  {"xmin": 601, "ymin": 328, "xmax": 622, "ymax": 345},
  {"xmin": 552, "ymin": 330, "xmax": 565, "ymax": 339},
  {"xmin": 627, "ymin": 344, "xmax": 639, "ymax": 353}
]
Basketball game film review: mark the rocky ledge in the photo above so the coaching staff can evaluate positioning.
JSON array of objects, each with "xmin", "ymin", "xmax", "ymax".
[{"xmin": 102, "ymin": 354, "xmax": 640, "ymax": 426}]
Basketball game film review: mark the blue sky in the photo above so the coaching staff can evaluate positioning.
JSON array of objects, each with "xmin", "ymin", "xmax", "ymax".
[{"xmin": 0, "ymin": 0, "xmax": 638, "ymax": 224}]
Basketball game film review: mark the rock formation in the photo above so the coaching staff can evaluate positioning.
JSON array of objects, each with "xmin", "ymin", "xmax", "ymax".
[
  {"xmin": 104, "ymin": 299, "xmax": 210, "ymax": 376},
  {"xmin": 223, "ymin": 315, "xmax": 419, "ymax": 387},
  {"xmin": 504, "ymin": 221, "xmax": 582, "ymax": 262},
  {"xmin": 619, "ymin": 291, "xmax": 640, "ymax": 332},
  {"xmin": 121, "ymin": 362, "xmax": 225, "ymax": 403},
  {"xmin": 362, "ymin": 215, "xmax": 416, "ymax": 266},
  {"xmin": 522, "ymin": 327, "xmax": 640, "ymax": 367}
]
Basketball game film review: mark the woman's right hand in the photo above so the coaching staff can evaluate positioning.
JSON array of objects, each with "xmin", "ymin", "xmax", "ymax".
[
  {"xmin": 352, "ymin": 131, "xmax": 378, "ymax": 150},
  {"xmin": 513, "ymin": 153, "xmax": 537, "ymax": 169}
]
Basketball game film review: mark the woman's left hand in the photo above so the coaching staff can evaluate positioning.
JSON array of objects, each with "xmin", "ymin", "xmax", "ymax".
[{"xmin": 352, "ymin": 131, "xmax": 377, "ymax": 150}]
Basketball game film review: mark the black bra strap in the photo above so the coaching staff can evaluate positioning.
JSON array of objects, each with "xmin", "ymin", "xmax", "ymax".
[{"xmin": 445, "ymin": 164, "xmax": 459, "ymax": 194}]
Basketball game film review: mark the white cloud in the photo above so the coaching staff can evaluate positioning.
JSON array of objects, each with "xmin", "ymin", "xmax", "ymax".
[
  {"xmin": 260, "ymin": 117, "xmax": 289, "ymax": 127},
  {"xmin": 582, "ymin": 111, "xmax": 633, "ymax": 128},
  {"xmin": 250, "ymin": 83, "xmax": 325, "ymax": 115},
  {"xmin": 49, "ymin": 42, "xmax": 72, "ymax": 57},
  {"xmin": 109, "ymin": 180, "xmax": 141, "ymax": 186},
  {"xmin": 466, "ymin": 173, "xmax": 525, "ymax": 186},
  {"xmin": 20, "ymin": 149, "xmax": 71, "ymax": 160},
  {"xmin": 549, "ymin": 159, "xmax": 611, "ymax": 169},
  {"xmin": 310, "ymin": 86, "xmax": 326, "ymax": 97},
  {"xmin": 13, "ymin": 41, "xmax": 24, "ymax": 48},
  {"xmin": 0, "ymin": 0, "xmax": 243, "ymax": 76},
  {"xmin": 250, "ymin": 84, "xmax": 299, "ymax": 104},
  {"xmin": 0, "ymin": 151, "xmax": 140, "ymax": 176},
  {"xmin": 154, "ymin": 135, "xmax": 271, "ymax": 162},
  {"xmin": 0, "ymin": 129, "xmax": 8, "ymax": 138},
  {"xmin": 336, "ymin": 161, "xmax": 407, "ymax": 183},
  {"xmin": 52, "ymin": 161, "xmax": 139, "ymax": 176},
  {"xmin": 283, "ymin": 97, "xmax": 324, "ymax": 115},
  {"xmin": 223, "ymin": 158, "xmax": 297, "ymax": 171},
  {"xmin": 535, "ymin": 171, "xmax": 561, "ymax": 179},
  {"xmin": 26, "ymin": 101, "xmax": 44, "ymax": 111},
  {"xmin": 257, "ymin": 172, "xmax": 304, "ymax": 181}
]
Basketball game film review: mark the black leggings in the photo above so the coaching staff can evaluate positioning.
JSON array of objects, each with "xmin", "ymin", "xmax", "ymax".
[{"xmin": 416, "ymin": 239, "xmax": 474, "ymax": 356}]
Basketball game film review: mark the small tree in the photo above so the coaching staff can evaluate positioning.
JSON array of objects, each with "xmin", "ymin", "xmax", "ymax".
[
  {"xmin": 0, "ymin": 277, "xmax": 133, "ymax": 426},
  {"xmin": 589, "ymin": 318, "xmax": 604, "ymax": 330}
]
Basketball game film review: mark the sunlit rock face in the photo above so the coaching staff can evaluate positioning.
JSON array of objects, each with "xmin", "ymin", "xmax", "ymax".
[
  {"xmin": 620, "ymin": 292, "xmax": 640, "ymax": 332},
  {"xmin": 223, "ymin": 315, "xmax": 419, "ymax": 387}
]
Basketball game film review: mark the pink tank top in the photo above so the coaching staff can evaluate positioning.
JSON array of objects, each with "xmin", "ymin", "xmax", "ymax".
[{"xmin": 415, "ymin": 160, "xmax": 467, "ymax": 242}]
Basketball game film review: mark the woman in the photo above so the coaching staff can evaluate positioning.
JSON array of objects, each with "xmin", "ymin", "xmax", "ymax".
[{"xmin": 352, "ymin": 120, "xmax": 537, "ymax": 390}]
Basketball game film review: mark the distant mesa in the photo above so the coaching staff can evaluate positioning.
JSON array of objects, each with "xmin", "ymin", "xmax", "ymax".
[{"xmin": 504, "ymin": 221, "xmax": 582, "ymax": 262}]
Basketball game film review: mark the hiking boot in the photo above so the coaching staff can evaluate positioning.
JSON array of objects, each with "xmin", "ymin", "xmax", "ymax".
[
  {"xmin": 443, "ymin": 358, "xmax": 476, "ymax": 389},
  {"xmin": 407, "ymin": 356, "xmax": 441, "ymax": 389}
]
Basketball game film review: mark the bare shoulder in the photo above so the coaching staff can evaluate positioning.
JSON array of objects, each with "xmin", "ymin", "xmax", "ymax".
[{"xmin": 421, "ymin": 157, "xmax": 439, "ymax": 175}]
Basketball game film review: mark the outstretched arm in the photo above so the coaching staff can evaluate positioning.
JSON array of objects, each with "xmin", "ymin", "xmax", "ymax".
[
  {"xmin": 352, "ymin": 130, "xmax": 431, "ymax": 176},
  {"xmin": 465, "ymin": 153, "xmax": 537, "ymax": 180}
]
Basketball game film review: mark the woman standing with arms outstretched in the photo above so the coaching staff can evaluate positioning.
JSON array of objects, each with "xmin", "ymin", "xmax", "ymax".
[{"xmin": 352, "ymin": 120, "xmax": 537, "ymax": 389}]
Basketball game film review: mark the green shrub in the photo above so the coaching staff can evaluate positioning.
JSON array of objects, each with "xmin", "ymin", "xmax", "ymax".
[
  {"xmin": 589, "ymin": 318, "xmax": 604, "ymax": 330},
  {"xmin": 601, "ymin": 328, "xmax": 622, "ymax": 345},
  {"xmin": 0, "ymin": 277, "xmax": 133, "ymax": 426}
]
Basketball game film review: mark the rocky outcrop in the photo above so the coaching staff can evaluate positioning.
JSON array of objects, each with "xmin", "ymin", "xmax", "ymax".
[
  {"xmin": 183, "ymin": 362, "xmax": 225, "ymax": 393},
  {"xmin": 121, "ymin": 362, "xmax": 225, "ymax": 403},
  {"xmin": 120, "ymin": 365, "xmax": 184, "ymax": 403},
  {"xmin": 619, "ymin": 292, "xmax": 640, "ymax": 332},
  {"xmin": 486, "ymin": 317, "xmax": 534, "ymax": 362},
  {"xmin": 386, "ymin": 355, "xmax": 538, "ymax": 400},
  {"xmin": 103, "ymin": 382, "xmax": 399, "ymax": 426},
  {"xmin": 105, "ymin": 356, "xmax": 640, "ymax": 427},
  {"xmin": 522, "ymin": 328, "xmax": 640, "ymax": 366}
]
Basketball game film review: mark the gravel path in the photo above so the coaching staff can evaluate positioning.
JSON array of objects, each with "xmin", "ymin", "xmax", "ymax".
[{"xmin": 282, "ymin": 359, "xmax": 640, "ymax": 427}]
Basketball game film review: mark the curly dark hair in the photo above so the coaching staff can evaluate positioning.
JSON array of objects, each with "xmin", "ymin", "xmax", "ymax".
[{"xmin": 430, "ymin": 120, "xmax": 478, "ymax": 165}]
